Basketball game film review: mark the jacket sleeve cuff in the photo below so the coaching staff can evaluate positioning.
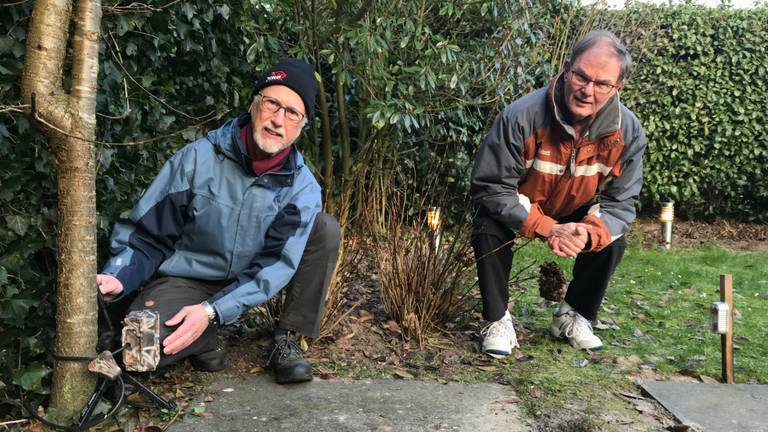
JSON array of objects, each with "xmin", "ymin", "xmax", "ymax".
[
  {"xmin": 581, "ymin": 215, "xmax": 612, "ymax": 251},
  {"xmin": 210, "ymin": 283, "xmax": 243, "ymax": 326},
  {"xmin": 520, "ymin": 204, "xmax": 557, "ymax": 239}
]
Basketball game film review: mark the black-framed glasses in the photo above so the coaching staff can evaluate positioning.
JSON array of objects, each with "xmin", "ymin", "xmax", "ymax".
[
  {"xmin": 256, "ymin": 94, "xmax": 305, "ymax": 123},
  {"xmin": 568, "ymin": 69, "xmax": 620, "ymax": 94}
]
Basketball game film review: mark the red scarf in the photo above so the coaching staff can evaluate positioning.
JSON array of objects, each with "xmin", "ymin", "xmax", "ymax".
[{"xmin": 241, "ymin": 121, "xmax": 292, "ymax": 175}]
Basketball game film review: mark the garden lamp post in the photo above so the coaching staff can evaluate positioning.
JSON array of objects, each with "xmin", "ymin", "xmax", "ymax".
[
  {"xmin": 659, "ymin": 202, "xmax": 674, "ymax": 249},
  {"xmin": 426, "ymin": 206, "xmax": 442, "ymax": 249}
]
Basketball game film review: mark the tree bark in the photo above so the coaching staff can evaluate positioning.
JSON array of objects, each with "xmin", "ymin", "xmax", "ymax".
[{"xmin": 21, "ymin": 0, "xmax": 101, "ymax": 421}]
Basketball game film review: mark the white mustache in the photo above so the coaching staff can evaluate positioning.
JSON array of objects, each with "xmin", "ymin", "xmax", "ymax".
[{"xmin": 263, "ymin": 126, "xmax": 284, "ymax": 138}]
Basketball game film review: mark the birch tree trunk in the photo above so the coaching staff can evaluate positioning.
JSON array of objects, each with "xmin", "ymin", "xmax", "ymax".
[{"xmin": 20, "ymin": 0, "xmax": 102, "ymax": 420}]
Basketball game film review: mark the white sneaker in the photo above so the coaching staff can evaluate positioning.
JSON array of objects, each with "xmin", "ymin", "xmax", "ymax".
[
  {"xmin": 550, "ymin": 302, "xmax": 603, "ymax": 350},
  {"xmin": 481, "ymin": 311, "xmax": 519, "ymax": 358}
]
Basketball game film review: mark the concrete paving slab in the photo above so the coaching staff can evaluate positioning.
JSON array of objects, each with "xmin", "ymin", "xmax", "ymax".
[
  {"xmin": 167, "ymin": 375, "xmax": 526, "ymax": 432},
  {"xmin": 641, "ymin": 381, "xmax": 768, "ymax": 432}
]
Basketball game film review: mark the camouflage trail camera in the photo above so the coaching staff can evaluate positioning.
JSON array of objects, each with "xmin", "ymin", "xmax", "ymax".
[{"xmin": 122, "ymin": 310, "xmax": 160, "ymax": 371}]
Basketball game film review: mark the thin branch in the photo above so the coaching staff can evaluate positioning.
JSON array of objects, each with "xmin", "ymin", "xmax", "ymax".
[
  {"xmin": 102, "ymin": 32, "xmax": 211, "ymax": 121},
  {"xmin": 316, "ymin": 0, "xmax": 374, "ymax": 47},
  {"xmin": 159, "ymin": 0, "xmax": 182, "ymax": 9},
  {"xmin": 0, "ymin": 104, "xmax": 29, "ymax": 114},
  {"xmin": 95, "ymin": 32, "xmax": 132, "ymax": 120},
  {"xmin": 102, "ymin": 0, "xmax": 181, "ymax": 14},
  {"xmin": 33, "ymin": 108, "xmax": 229, "ymax": 146},
  {"xmin": 160, "ymin": 406, "xmax": 181, "ymax": 431},
  {"xmin": 0, "ymin": 419, "xmax": 29, "ymax": 428},
  {"xmin": 0, "ymin": 0, "xmax": 31, "ymax": 7},
  {"xmin": 96, "ymin": 75, "xmax": 130, "ymax": 119}
]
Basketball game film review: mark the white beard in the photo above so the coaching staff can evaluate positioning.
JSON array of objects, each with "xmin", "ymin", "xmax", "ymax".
[{"xmin": 253, "ymin": 128, "xmax": 290, "ymax": 154}]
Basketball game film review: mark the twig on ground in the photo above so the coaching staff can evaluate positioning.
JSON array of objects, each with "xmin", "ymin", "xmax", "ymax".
[
  {"xmin": 0, "ymin": 419, "xmax": 28, "ymax": 429},
  {"xmin": 161, "ymin": 407, "xmax": 182, "ymax": 431}
]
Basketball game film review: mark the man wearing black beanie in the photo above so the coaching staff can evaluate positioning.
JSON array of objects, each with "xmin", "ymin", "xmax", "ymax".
[{"xmin": 97, "ymin": 58, "xmax": 339, "ymax": 384}]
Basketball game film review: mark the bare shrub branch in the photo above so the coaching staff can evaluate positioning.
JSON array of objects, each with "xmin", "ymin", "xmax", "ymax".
[{"xmin": 375, "ymin": 188, "xmax": 476, "ymax": 346}]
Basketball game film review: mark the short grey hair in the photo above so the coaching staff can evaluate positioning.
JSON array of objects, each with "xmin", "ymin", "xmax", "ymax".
[{"xmin": 570, "ymin": 30, "xmax": 632, "ymax": 81}]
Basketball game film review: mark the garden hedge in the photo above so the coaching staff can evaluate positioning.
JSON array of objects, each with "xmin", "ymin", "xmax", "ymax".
[{"xmin": 1, "ymin": 0, "xmax": 766, "ymax": 411}]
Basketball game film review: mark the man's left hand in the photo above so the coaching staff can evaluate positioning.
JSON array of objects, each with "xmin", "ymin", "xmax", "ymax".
[
  {"xmin": 547, "ymin": 223, "xmax": 589, "ymax": 257},
  {"xmin": 162, "ymin": 304, "xmax": 209, "ymax": 355}
]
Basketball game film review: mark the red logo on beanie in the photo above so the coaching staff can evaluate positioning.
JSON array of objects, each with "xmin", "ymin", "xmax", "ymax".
[{"xmin": 266, "ymin": 71, "xmax": 287, "ymax": 81}]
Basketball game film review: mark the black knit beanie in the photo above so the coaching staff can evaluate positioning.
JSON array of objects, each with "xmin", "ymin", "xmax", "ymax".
[{"xmin": 251, "ymin": 58, "xmax": 318, "ymax": 121}]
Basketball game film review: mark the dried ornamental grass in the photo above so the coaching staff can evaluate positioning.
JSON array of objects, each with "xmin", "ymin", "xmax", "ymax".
[{"xmin": 377, "ymin": 222, "xmax": 475, "ymax": 346}]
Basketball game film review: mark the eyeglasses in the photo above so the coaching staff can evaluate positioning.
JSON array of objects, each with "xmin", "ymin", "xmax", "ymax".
[
  {"xmin": 568, "ymin": 69, "xmax": 620, "ymax": 94},
  {"xmin": 256, "ymin": 94, "xmax": 305, "ymax": 123}
]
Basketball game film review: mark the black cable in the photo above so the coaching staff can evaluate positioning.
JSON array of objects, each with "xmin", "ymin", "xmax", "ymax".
[
  {"xmin": 98, "ymin": 293, "xmax": 114, "ymax": 333},
  {"xmin": 20, "ymin": 290, "xmax": 129, "ymax": 431},
  {"xmin": 21, "ymin": 375, "xmax": 125, "ymax": 432}
]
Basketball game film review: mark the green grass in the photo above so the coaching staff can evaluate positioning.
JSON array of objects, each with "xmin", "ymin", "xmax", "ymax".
[
  {"xmin": 439, "ymin": 239, "xmax": 768, "ymax": 426},
  {"xmin": 511, "ymin": 240, "xmax": 768, "ymax": 384}
]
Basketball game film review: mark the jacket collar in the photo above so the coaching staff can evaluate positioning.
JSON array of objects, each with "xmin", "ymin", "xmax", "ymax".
[
  {"xmin": 232, "ymin": 112, "xmax": 301, "ymax": 177},
  {"xmin": 208, "ymin": 113, "xmax": 301, "ymax": 187},
  {"xmin": 548, "ymin": 71, "xmax": 622, "ymax": 140}
]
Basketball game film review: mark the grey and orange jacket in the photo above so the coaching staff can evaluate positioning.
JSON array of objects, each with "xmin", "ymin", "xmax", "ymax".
[
  {"xmin": 471, "ymin": 73, "xmax": 647, "ymax": 251},
  {"xmin": 102, "ymin": 114, "xmax": 321, "ymax": 324}
]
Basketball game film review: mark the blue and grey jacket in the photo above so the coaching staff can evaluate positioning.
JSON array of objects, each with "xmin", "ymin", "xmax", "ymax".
[{"xmin": 102, "ymin": 114, "xmax": 322, "ymax": 324}]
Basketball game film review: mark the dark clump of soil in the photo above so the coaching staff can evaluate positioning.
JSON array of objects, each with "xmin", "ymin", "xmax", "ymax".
[{"xmin": 539, "ymin": 261, "xmax": 567, "ymax": 302}]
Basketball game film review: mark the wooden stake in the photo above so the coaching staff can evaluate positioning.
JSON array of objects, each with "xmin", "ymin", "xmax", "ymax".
[{"xmin": 720, "ymin": 274, "xmax": 734, "ymax": 384}]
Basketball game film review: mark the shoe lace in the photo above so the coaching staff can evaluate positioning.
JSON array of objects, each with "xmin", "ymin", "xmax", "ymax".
[
  {"xmin": 481, "ymin": 320, "xmax": 511, "ymax": 339},
  {"xmin": 560, "ymin": 312, "xmax": 594, "ymax": 339},
  {"xmin": 268, "ymin": 336, "xmax": 304, "ymax": 364}
]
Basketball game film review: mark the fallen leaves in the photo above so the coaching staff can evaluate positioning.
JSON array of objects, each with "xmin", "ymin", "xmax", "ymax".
[
  {"xmin": 358, "ymin": 309, "xmax": 374, "ymax": 322},
  {"xmin": 390, "ymin": 367, "xmax": 414, "ymax": 379},
  {"xmin": 383, "ymin": 320, "xmax": 402, "ymax": 334},
  {"xmin": 698, "ymin": 375, "xmax": 719, "ymax": 384},
  {"xmin": 514, "ymin": 353, "xmax": 533, "ymax": 362},
  {"xmin": 189, "ymin": 405, "xmax": 206, "ymax": 415},
  {"xmin": 336, "ymin": 330, "xmax": 356, "ymax": 342},
  {"xmin": 632, "ymin": 399, "xmax": 658, "ymax": 416},
  {"xmin": 615, "ymin": 355, "xmax": 642, "ymax": 368},
  {"xmin": 573, "ymin": 358, "xmax": 590, "ymax": 368},
  {"xmin": 495, "ymin": 398, "xmax": 522, "ymax": 404},
  {"xmin": 594, "ymin": 317, "xmax": 621, "ymax": 330}
]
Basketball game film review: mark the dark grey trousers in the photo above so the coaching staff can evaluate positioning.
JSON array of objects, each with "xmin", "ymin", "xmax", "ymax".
[
  {"xmin": 126, "ymin": 212, "xmax": 340, "ymax": 368},
  {"xmin": 471, "ymin": 210, "xmax": 626, "ymax": 322}
]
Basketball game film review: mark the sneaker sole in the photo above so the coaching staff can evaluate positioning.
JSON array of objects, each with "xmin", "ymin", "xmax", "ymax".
[
  {"xmin": 569, "ymin": 340, "xmax": 604, "ymax": 351},
  {"xmin": 483, "ymin": 349, "xmax": 510, "ymax": 359}
]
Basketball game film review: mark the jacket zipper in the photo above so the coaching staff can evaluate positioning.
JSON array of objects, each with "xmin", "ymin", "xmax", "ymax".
[{"xmin": 568, "ymin": 131, "xmax": 589, "ymax": 177}]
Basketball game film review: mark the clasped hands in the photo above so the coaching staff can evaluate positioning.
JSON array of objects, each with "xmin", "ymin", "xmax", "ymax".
[
  {"xmin": 547, "ymin": 222, "xmax": 590, "ymax": 258},
  {"xmin": 96, "ymin": 274, "xmax": 209, "ymax": 356}
]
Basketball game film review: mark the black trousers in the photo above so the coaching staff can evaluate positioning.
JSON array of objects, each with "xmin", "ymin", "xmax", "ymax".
[
  {"xmin": 125, "ymin": 212, "xmax": 340, "ymax": 368},
  {"xmin": 471, "ymin": 211, "xmax": 626, "ymax": 322}
]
